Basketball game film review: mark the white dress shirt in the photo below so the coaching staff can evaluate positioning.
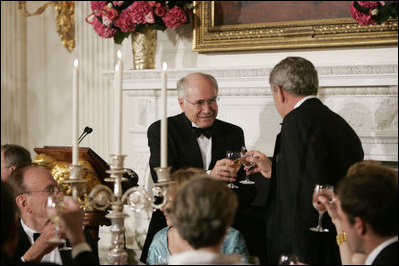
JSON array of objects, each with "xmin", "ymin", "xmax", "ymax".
[
  {"xmin": 20, "ymin": 219, "xmax": 62, "ymax": 264},
  {"xmin": 192, "ymin": 123, "xmax": 212, "ymax": 171},
  {"xmin": 294, "ymin": 95, "xmax": 317, "ymax": 109},
  {"xmin": 20, "ymin": 219, "xmax": 91, "ymax": 264}
]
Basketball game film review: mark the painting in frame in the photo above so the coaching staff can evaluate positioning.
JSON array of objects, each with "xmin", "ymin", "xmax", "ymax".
[{"xmin": 192, "ymin": 1, "xmax": 398, "ymax": 53}]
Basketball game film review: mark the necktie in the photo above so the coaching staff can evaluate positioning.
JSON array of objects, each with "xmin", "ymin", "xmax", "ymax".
[{"xmin": 192, "ymin": 127, "xmax": 213, "ymax": 139}]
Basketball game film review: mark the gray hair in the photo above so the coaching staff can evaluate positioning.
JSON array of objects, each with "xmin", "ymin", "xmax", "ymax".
[
  {"xmin": 269, "ymin": 57, "xmax": 319, "ymax": 96},
  {"xmin": 1, "ymin": 144, "xmax": 32, "ymax": 168},
  {"xmin": 176, "ymin": 72, "xmax": 219, "ymax": 98}
]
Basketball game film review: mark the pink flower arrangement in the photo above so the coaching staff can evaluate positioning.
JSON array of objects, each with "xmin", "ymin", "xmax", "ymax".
[
  {"xmin": 350, "ymin": 1, "xmax": 398, "ymax": 25},
  {"xmin": 86, "ymin": 1, "xmax": 194, "ymax": 44}
]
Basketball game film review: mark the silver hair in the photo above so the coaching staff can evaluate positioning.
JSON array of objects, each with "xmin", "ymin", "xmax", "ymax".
[
  {"xmin": 176, "ymin": 73, "xmax": 219, "ymax": 99},
  {"xmin": 269, "ymin": 57, "xmax": 319, "ymax": 96}
]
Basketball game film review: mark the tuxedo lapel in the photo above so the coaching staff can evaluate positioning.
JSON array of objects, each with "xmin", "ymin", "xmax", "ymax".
[
  {"xmin": 177, "ymin": 113, "xmax": 204, "ymax": 168},
  {"xmin": 15, "ymin": 219, "xmax": 32, "ymax": 260}
]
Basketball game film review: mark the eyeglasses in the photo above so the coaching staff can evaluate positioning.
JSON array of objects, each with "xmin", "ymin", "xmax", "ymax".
[
  {"xmin": 19, "ymin": 184, "xmax": 59, "ymax": 196},
  {"xmin": 184, "ymin": 96, "xmax": 219, "ymax": 108}
]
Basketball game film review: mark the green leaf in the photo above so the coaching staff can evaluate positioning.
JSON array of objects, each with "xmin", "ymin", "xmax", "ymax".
[
  {"xmin": 353, "ymin": 1, "xmax": 370, "ymax": 15},
  {"xmin": 114, "ymin": 31, "xmax": 131, "ymax": 45}
]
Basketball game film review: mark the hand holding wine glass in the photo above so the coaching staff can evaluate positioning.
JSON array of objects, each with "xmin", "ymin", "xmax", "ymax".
[
  {"xmin": 226, "ymin": 150, "xmax": 241, "ymax": 189},
  {"xmin": 310, "ymin": 184, "xmax": 334, "ymax": 232},
  {"xmin": 239, "ymin": 146, "xmax": 255, "ymax": 185},
  {"xmin": 46, "ymin": 194, "xmax": 67, "ymax": 244}
]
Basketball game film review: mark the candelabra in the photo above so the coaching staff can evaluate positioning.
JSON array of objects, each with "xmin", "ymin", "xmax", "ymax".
[
  {"xmin": 86, "ymin": 154, "xmax": 173, "ymax": 265},
  {"xmin": 63, "ymin": 164, "xmax": 87, "ymax": 202}
]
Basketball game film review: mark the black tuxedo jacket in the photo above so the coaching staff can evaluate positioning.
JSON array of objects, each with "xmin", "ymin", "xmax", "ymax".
[
  {"xmin": 14, "ymin": 219, "xmax": 99, "ymax": 265},
  {"xmin": 372, "ymin": 241, "xmax": 398, "ymax": 265},
  {"xmin": 141, "ymin": 112, "xmax": 256, "ymax": 263},
  {"xmin": 147, "ymin": 112, "xmax": 245, "ymax": 182},
  {"xmin": 265, "ymin": 98, "xmax": 364, "ymax": 265}
]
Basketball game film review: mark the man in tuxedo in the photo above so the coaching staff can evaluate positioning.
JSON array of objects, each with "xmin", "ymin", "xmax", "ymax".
[
  {"xmin": 318, "ymin": 160, "xmax": 397, "ymax": 265},
  {"xmin": 140, "ymin": 72, "xmax": 258, "ymax": 263},
  {"xmin": 1, "ymin": 144, "xmax": 32, "ymax": 181},
  {"xmin": 334, "ymin": 161, "xmax": 398, "ymax": 265},
  {"xmin": 6, "ymin": 165, "xmax": 99, "ymax": 265},
  {"xmin": 246, "ymin": 57, "xmax": 364, "ymax": 264}
]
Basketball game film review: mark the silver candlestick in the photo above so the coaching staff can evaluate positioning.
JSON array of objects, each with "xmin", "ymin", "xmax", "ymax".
[
  {"xmin": 88, "ymin": 154, "xmax": 173, "ymax": 264},
  {"xmin": 63, "ymin": 164, "xmax": 87, "ymax": 201}
]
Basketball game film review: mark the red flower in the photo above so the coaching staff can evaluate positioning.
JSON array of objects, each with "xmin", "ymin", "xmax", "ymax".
[
  {"xmin": 154, "ymin": 6, "xmax": 166, "ymax": 17},
  {"xmin": 91, "ymin": 1, "xmax": 108, "ymax": 12},
  {"xmin": 350, "ymin": 1, "xmax": 398, "ymax": 25},
  {"xmin": 93, "ymin": 16, "xmax": 116, "ymax": 38},
  {"xmin": 128, "ymin": 1, "xmax": 153, "ymax": 25},
  {"xmin": 162, "ymin": 6, "xmax": 187, "ymax": 29},
  {"xmin": 114, "ymin": 6, "xmax": 136, "ymax": 32},
  {"xmin": 87, "ymin": 1, "xmax": 194, "ymax": 44},
  {"xmin": 350, "ymin": 2, "xmax": 376, "ymax": 25}
]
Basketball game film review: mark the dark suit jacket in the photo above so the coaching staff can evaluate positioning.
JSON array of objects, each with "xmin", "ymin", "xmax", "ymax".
[
  {"xmin": 141, "ymin": 112, "xmax": 256, "ymax": 263},
  {"xmin": 147, "ymin": 112, "xmax": 245, "ymax": 182},
  {"xmin": 14, "ymin": 219, "xmax": 99, "ymax": 265},
  {"xmin": 372, "ymin": 241, "xmax": 398, "ymax": 265},
  {"xmin": 265, "ymin": 98, "xmax": 364, "ymax": 265}
]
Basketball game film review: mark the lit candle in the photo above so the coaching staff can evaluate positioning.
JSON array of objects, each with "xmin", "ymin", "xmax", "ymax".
[
  {"xmin": 72, "ymin": 58, "xmax": 79, "ymax": 167},
  {"xmin": 114, "ymin": 50, "xmax": 123, "ymax": 156},
  {"xmin": 160, "ymin": 62, "xmax": 168, "ymax": 167}
]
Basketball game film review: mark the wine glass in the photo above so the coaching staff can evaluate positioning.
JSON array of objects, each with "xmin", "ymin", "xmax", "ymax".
[
  {"xmin": 226, "ymin": 150, "xmax": 241, "ymax": 189},
  {"xmin": 278, "ymin": 254, "xmax": 299, "ymax": 265},
  {"xmin": 46, "ymin": 194, "xmax": 67, "ymax": 244},
  {"xmin": 239, "ymin": 146, "xmax": 255, "ymax": 185},
  {"xmin": 309, "ymin": 184, "xmax": 334, "ymax": 232}
]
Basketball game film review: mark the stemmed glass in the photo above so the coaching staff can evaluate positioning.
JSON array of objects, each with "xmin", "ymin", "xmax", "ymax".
[
  {"xmin": 239, "ymin": 146, "xmax": 255, "ymax": 185},
  {"xmin": 309, "ymin": 184, "xmax": 334, "ymax": 232},
  {"xmin": 226, "ymin": 150, "xmax": 241, "ymax": 189},
  {"xmin": 46, "ymin": 194, "xmax": 67, "ymax": 244}
]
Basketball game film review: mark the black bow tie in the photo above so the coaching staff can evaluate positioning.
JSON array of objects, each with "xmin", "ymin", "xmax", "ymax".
[
  {"xmin": 33, "ymin": 233, "xmax": 41, "ymax": 241},
  {"xmin": 192, "ymin": 127, "xmax": 213, "ymax": 139}
]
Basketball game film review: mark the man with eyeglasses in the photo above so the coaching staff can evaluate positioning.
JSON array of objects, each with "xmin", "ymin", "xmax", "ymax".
[
  {"xmin": 1, "ymin": 144, "xmax": 32, "ymax": 181},
  {"xmin": 140, "ymin": 72, "xmax": 257, "ymax": 263},
  {"xmin": 6, "ymin": 164, "xmax": 99, "ymax": 264}
]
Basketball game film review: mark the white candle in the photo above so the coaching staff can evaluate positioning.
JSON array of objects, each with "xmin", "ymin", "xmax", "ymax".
[
  {"xmin": 72, "ymin": 58, "xmax": 79, "ymax": 168},
  {"xmin": 160, "ymin": 62, "xmax": 168, "ymax": 167},
  {"xmin": 114, "ymin": 50, "xmax": 123, "ymax": 156}
]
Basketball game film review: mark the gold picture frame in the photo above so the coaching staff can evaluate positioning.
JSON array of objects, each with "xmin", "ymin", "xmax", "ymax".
[{"xmin": 192, "ymin": 1, "xmax": 398, "ymax": 53}]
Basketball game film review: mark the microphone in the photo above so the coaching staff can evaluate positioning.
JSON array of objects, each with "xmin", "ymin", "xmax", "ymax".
[{"xmin": 78, "ymin": 126, "xmax": 93, "ymax": 144}]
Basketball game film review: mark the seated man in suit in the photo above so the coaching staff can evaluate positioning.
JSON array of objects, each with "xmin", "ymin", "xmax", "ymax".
[
  {"xmin": 1, "ymin": 144, "xmax": 32, "ymax": 181},
  {"xmin": 319, "ymin": 160, "xmax": 398, "ymax": 265},
  {"xmin": 140, "ymin": 72, "xmax": 259, "ymax": 263},
  {"xmin": 6, "ymin": 165, "xmax": 99, "ymax": 265}
]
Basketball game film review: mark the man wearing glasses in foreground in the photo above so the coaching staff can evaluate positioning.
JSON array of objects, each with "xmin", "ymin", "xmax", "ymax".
[
  {"xmin": 6, "ymin": 165, "xmax": 98, "ymax": 264},
  {"xmin": 141, "ymin": 72, "xmax": 261, "ymax": 263}
]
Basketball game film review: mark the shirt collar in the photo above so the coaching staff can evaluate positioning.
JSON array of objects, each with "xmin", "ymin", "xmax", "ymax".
[
  {"xmin": 365, "ymin": 235, "xmax": 398, "ymax": 265},
  {"xmin": 20, "ymin": 219, "xmax": 39, "ymax": 244},
  {"xmin": 294, "ymin": 95, "xmax": 317, "ymax": 109}
]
